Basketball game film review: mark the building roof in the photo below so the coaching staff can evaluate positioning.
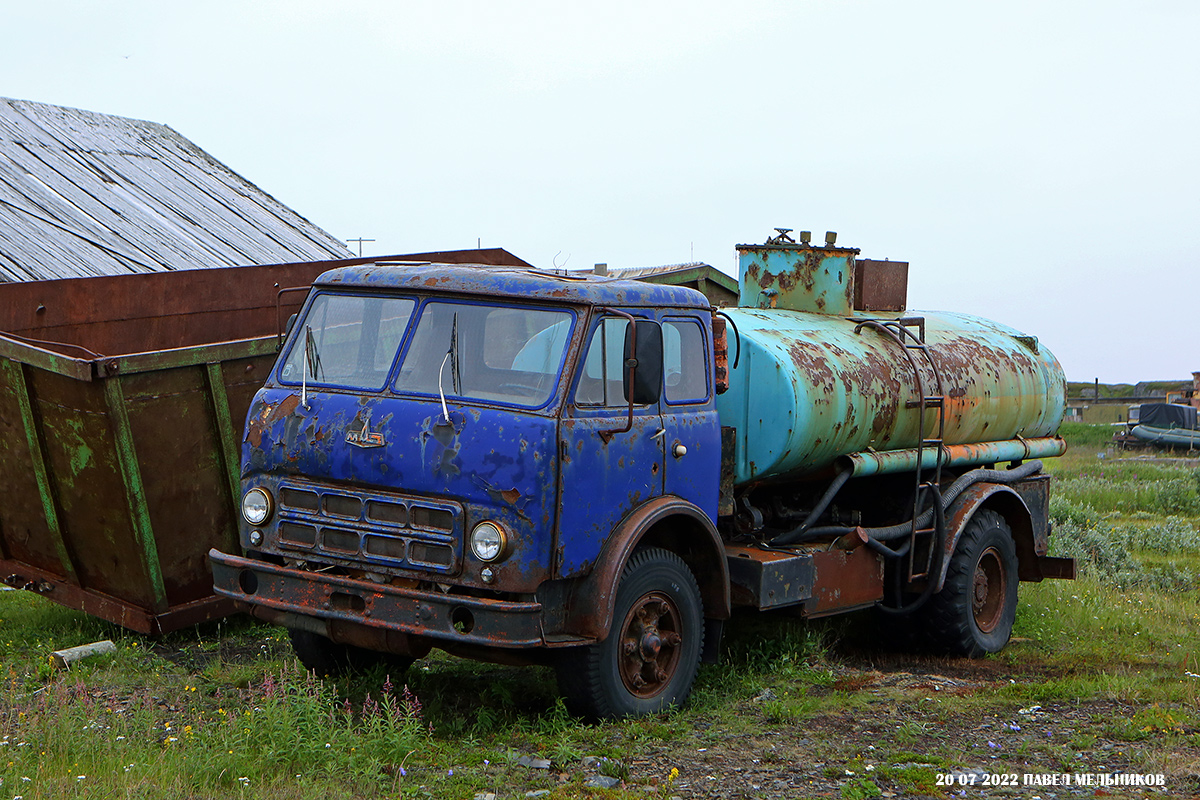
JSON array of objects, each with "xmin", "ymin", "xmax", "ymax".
[
  {"xmin": 581, "ymin": 262, "xmax": 740, "ymax": 306},
  {"xmin": 0, "ymin": 97, "xmax": 353, "ymax": 282}
]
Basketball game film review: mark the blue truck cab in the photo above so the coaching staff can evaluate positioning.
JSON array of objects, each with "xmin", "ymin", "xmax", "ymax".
[{"xmin": 210, "ymin": 262, "xmax": 731, "ymax": 718}]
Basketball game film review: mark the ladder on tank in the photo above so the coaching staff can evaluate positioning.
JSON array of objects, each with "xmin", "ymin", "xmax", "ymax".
[{"xmin": 853, "ymin": 316, "xmax": 946, "ymax": 583}]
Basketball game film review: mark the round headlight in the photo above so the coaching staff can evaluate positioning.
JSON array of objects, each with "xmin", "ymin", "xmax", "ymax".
[
  {"xmin": 242, "ymin": 488, "xmax": 273, "ymax": 526},
  {"xmin": 470, "ymin": 521, "xmax": 508, "ymax": 562}
]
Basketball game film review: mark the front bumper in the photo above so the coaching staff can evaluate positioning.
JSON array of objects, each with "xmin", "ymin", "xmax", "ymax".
[{"xmin": 209, "ymin": 549, "xmax": 549, "ymax": 649}]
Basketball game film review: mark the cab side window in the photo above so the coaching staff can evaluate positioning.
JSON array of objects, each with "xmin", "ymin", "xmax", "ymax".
[
  {"xmin": 663, "ymin": 319, "xmax": 708, "ymax": 404},
  {"xmin": 575, "ymin": 318, "xmax": 629, "ymax": 407}
]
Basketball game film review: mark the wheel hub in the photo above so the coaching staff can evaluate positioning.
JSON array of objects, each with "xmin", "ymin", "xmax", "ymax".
[
  {"xmin": 972, "ymin": 546, "xmax": 1006, "ymax": 633},
  {"xmin": 618, "ymin": 593, "xmax": 683, "ymax": 698}
]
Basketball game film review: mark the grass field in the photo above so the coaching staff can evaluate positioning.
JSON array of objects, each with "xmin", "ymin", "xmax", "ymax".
[{"xmin": 2, "ymin": 423, "xmax": 1198, "ymax": 798}]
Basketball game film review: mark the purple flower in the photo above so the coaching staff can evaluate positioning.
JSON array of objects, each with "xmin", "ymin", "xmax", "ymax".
[{"xmin": 987, "ymin": 741, "xmax": 999, "ymax": 749}]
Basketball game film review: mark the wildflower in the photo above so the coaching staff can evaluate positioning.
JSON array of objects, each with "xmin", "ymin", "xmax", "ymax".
[
  {"xmin": 399, "ymin": 767, "xmax": 407, "ymax": 777},
  {"xmin": 987, "ymin": 741, "xmax": 999, "ymax": 749},
  {"xmin": 448, "ymin": 769, "xmax": 454, "ymax": 776}
]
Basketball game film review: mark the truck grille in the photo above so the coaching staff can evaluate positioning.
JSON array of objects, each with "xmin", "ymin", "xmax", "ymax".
[{"xmin": 273, "ymin": 481, "xmax": 461, "ymax": 574}]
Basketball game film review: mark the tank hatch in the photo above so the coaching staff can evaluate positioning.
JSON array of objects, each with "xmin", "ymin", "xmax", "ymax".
[{"xmin": 737, "ymin": 228, "xmax": 908, "ymax": 315}]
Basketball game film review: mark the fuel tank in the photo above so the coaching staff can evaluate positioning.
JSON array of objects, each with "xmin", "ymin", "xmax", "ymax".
[{"xmin": 716, "ymin": 232, "xmax": 1066, "ymax": 486}]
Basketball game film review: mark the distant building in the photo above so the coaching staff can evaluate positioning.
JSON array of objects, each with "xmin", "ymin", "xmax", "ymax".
[
  {"xmin": 584, "ymin": 262, "xmax": 739, "ymax": 307},
  {"xmin": 0, "ymin": 97, "xmax": 352, "ymax": 282}
]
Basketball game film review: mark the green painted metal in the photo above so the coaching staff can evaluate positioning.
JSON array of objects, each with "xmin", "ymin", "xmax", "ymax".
[
  {"xmin": 0, "ymin": 358, "xmax": 79, "ymax": 582},
  {"xmin": 102, "ymin": 377, "xmax": 169, "ymax": 613},
  {"xmin": 96, "ymin": 337, "xmax": 281, "ymax": 379},
  {"xmin": 0, "ymin": 333, "xmax": 94, "ymax": 381},
  {"xmin": 205, "ymin": 361, "xmax": 243, "ymax": 553}
]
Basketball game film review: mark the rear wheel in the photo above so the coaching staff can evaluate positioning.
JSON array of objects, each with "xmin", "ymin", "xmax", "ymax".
[
  {"xmin": 288, "ymin": 628, "xmax": 414, "ymax": 678},
  {"xmin": 556, "ymin": 547, "xmax": 703, "ymax": 719},
  {"xmin": 923, "ymin": 509, "xmax": 1018, "ymax": 656}
]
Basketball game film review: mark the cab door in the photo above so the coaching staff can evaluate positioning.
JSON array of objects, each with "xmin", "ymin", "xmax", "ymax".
[
  {"xmin": 556, "ymin": 313, "xmax": 663, "ymax": 578},
  {"xmin": 660, "ymin": 315, "xmax": 720, "ymax": 522}
]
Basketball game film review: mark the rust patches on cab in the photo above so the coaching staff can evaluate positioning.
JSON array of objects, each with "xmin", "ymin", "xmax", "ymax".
[{"xmin": 246, "ymin": 394, "xmax": 300, "ymax": 447}]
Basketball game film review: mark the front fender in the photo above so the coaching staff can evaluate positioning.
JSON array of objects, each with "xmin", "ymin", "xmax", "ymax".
[{"xmin": 561, "ymin": 496, "xmax": 730, "ymax": 641}]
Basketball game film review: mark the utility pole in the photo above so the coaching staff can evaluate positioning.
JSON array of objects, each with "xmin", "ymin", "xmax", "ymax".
[{"xmin": 347, "ymin": 238, "xmax": 375, "ymax": 257}]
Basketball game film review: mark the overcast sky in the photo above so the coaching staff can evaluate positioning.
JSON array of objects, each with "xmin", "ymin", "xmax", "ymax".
[{"xmin": 5, "ymin": 1, "xmax": 1197, "ymax": 383}]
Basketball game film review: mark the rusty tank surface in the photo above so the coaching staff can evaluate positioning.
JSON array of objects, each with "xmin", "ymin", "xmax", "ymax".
[
  {"xmin": 718, "ymin": 229, "xmax": 1066, "ymax": 486},
  {"xmin": 0, "ymin": 249, "xmax": 530, "ymax": 634}
]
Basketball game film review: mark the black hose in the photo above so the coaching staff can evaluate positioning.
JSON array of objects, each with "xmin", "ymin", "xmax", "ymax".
[
  {"xmin": 875, "ymin": 483, "xmax": 947, "ymax": 616},
  {"xmin": 783, "ymin": 459, "xmax": 1045, "ymax": 545},
  {"xmin": 770, "ymin": 466, "xmax": 853, "ymax": 545},
  {"xmin": 865, "ymin": 535, "xmax": 911, "ymax": 560}
]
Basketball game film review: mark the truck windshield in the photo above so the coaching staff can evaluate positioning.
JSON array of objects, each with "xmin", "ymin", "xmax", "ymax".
[
  {"xmin": 395, "ymin": 301, "xmax": 572, "ymax": 408},
  {"xmin": 279, "ymin": 293, "xmax": 416, "ymax": 391}
]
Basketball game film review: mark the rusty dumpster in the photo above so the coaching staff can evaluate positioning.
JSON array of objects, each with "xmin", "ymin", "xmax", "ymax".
[{"xmin": 0, "ymin": 249, "xmax": 531, "ymax": 634}]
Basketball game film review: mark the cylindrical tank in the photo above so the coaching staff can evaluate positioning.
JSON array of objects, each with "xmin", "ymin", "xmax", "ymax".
[{"xmin": 715, "ymin": 307, "xmax": 1066, "ymax": 486}]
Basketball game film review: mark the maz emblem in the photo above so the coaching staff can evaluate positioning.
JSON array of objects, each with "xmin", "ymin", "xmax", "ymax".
[{"xmin": 346, "ymin": 414, "xmax": 385, "ymax": 448}]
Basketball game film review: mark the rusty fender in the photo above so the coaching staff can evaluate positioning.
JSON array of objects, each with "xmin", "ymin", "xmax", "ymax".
[
  {"xmin": 560, "ymin": 496, "xmax": 730, "ymax": 642},
  {"xmin": 937, "ymin": 481, "xmax": 1068, "ymax": 592}
]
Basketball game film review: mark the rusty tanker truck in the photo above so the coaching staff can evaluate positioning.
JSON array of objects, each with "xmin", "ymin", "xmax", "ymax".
[{"xmin": 209, "ymin": 229, "xmax": 1074, "ymax": 718}]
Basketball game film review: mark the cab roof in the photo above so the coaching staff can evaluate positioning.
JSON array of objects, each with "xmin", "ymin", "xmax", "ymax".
[{"xmin": 313, "ymin": 262, "xmax": 712, "ymax": 310}]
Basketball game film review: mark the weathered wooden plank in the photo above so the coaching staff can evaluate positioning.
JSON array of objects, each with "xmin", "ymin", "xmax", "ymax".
[
  {"xmin": 0, "ymin": 145, "xmax": 163, "ymax": 270},
  {"xmin": 145, "ymin": 125, "xmax": 350, "ymax": 250}
]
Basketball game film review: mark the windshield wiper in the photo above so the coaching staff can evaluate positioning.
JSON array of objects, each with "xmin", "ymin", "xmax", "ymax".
[
  {"xmin": 302, "ymin": 325, "xmax": 324, "ymax": 409},
  {"xmin": 437, "ymin": 313, "xmax": 460, "ymax": 423}
]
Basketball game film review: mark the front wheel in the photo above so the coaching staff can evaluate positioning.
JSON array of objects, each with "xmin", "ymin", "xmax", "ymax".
[
  {"xmin": 556, "ymin": 547, "xmax": 703, "ymax": 719},
  {"xmin": 922, "ymin": 508, "xmax": 1018, "ymax": 656}
]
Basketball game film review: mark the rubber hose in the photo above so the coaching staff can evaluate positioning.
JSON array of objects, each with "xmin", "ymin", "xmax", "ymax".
[
  {"xmin": 875, "ymin": 483, "xmax": 947, "ymax": 616},
  {"xmin": 769, "ymin": 466, "xmax": 853, "ymax": 545},
  {"xmin": 782, "ymin": 459, "xmax": 1044, "ymax": 545}
]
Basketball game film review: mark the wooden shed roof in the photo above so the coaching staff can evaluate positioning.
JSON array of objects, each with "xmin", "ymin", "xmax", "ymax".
[{"xmin": 0, "ymin": 97, "xmax": 352, "ymax": 282}]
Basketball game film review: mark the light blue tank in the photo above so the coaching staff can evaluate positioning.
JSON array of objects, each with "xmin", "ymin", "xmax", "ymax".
[{"xmin": 716, "ymin": 236, "xmax": 1066, "ymax": 486}]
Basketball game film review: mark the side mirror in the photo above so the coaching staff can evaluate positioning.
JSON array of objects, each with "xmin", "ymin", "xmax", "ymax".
[
  {"xmin": 623, "ymin": 320, "xmax": 662, "ymax": 405},
  {"xmin": 286, "ymin": 313, "xmax": 298, "ymax": 336}
]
